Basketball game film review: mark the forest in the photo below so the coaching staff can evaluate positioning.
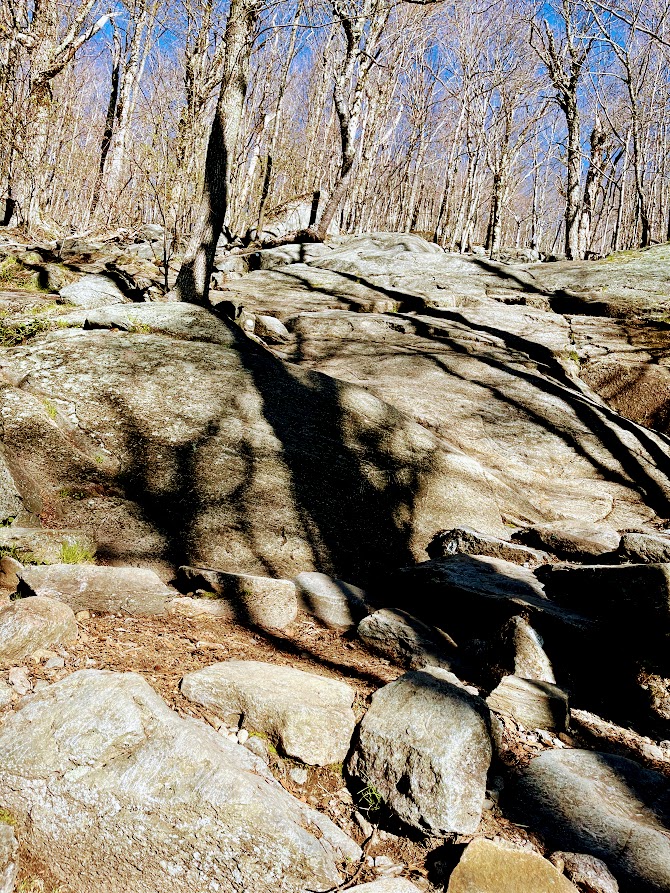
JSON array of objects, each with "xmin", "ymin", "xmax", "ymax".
[{"xmin": 1, "ymin": 0, "xmax": 669, "ymax": 268}]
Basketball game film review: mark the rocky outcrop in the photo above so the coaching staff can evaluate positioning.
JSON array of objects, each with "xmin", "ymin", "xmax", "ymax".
[
  {"xmin": 512, "ymin": 750, "xmax": 670, "ymax": 893},
  {"xmin": 348, "ymin": 667, "xmax": 491, "ymax": 835},
  {"xmin": 0, "ymin": 670, "xmax": 360, "ymax": 893},
  {"xmin": 180, "ymin": 660, "xmax": 356, "ymax": 766}
]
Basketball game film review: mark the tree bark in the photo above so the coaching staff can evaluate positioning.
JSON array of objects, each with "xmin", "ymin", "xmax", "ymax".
[{"xmin": 172, "ymin": 0, "xmax": 260, "ymax": 305}]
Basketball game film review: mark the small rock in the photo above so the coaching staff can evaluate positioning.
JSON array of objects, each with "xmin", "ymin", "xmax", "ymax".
[
  {"xmin": 7, "ymin": 667, "xmax": 31, "ymax": 696},
  {"xmin": 354, "ymin": 810, "xmax": 374, "ymax": 838},
  {"xmin": 181, "ymin": 660, "xmax": 356, "ymax": 765},
  {"xmin": 289, "ymin": 766, "xmax": 308, "ymax": 785},
  {"xmin": 550, "ymin": 852, "xmax": 619, "ymax": 893},
  {"xmin": 295, "ymin": 571, "xmax": 369, "ymax": 630},
  {"xmin": 447, "ymin": 838, "xmax": 579, "ymax": 892},
  {"xmin": 237, "ymin": 728, "xmax": 249, "ymax": 745},
  {"xmin": 357, "ymin": 609, "xmax": 455, "ymax": 670},
  {"xmin": 244, "ymin": 735, "xmax": 270, "ymax": 763},
  {"xmin": 348, "ymin": 666, "xmax": 491, "ymax": 835},
  {"xmin": 255, "ymin": 315, "xmax": 291, "ymax": 343},
  {"xmin": 45, "ymin": 656, "xmax": 65, "ymax": 670},
  {"xmin": 0, "ymin": 557, "xmax": 22, "ymax": 592},
  {"xmin": 487, "ymin": 675, "xmax": 569, "ymax": 732},
  {"xmin": 166, "ymin": 596, "xmax": 234, "ymax": 619},
  {"xmin": 0, "ymin": 597, "xmax": 77, "ymax": 668},
  {"xmin": 75, "ymin": 610, "xmax": 91, "ymax": 621},
  {"xmin": 29, "ymin": 648, "xmax": 58, "ymax": 664}
]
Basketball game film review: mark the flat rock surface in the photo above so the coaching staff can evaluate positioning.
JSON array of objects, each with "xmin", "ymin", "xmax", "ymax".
[
  {"xmin": 487, "ymin": 675, "xmax": 569, "ymax": 732},
  {"xmin": 348, "ymin": 666, "xmax": 491, "ymax": 835},
  {"xmin": 181, "ymin": 659, "xmax": 356, "ymax": 765},
  {"xmin": 447, "ymin": 838, "xmax": 579, "ymax": 892},
  {"xmin": 512, "ymin": 749, "xmax": 670, "ymax": 893},
  {"xmin": 18, "ymin": 565, "xmax": 176, "ymax": 615},
  {"xmin": 0, "ymin": 595, "xmax": 77, "ymax": 667},
  {"xmin": 177, "ymin": 567, "xmax": 298, "ymax": 630},
  {"xmin": 0, "ymin": 669, "xmax": 360, "ymax": 893}
]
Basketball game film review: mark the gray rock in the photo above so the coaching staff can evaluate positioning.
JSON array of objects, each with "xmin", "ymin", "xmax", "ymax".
[
  {"xmin": 177, "ymin": 568, "xmax": 297, "ymax": 630},
  {"xmin": 357, "ymin": 609, "xmax": 454, "ymax": 669},
  {"xmin": 0, "ymin": 823, "xmax": 18, "ymax": 893},
  {"xmin": 7, "ymin": 667, "xmax": 30, "ymax": 696},
  {"xmin": 0, "ymin": 682, "xmax": 13, "ymax": 708},
  {"xmin": 181, "ymin": 659, "xmax": 355, "ymax": 766},
  {"xmin": 428, "ymin": 527, "xmax": 548, "ymax": 567},
  {"xmin": 0, "ymin": 462, "xmax": 22, "ymax": 526},
  {"xmin": 255, "ymin": 315, "xmax": 291, "ymax": 344},
  {"xmin": 295, "ymin": 571, "xmax": 369, "ymax": 630},
  {"xmin": 0, "ymin": 528, "xmax": 95, "ymax": 565},
  {"xmin": 513, "ymin": 749, "xmax": 670, "ymax": 893},
  {"xmin": 487, "ymin": 675, "xmax": 569, "ymax": 732},
  {"xmin": 507, "ymin": 615, "xmax": 556, "ymax": 682},
  {"xmin": 447, "ymin": 838, "xmax": 579, "ymax": 892},
  {"xmin": 18, "ymin": 566, "xmax": 176, "ymax": 615},
  {"xmin": 138, "ymin": 224, "xmax": 165, "ymax": 243},
  {"xmin": 514, "ymin": 522, "xmax": 620, "ymax": 561},
  {"xmin": 348, "ymin": 667, "xmax": 491, "ymax": 835},
  {"xmin": 59, "ymin": 274, "xmax": 129, "ymax": 309},
  {"xmin": 618, "ymin": 532, "xmax": 670, "ymax": 564},
  {"xmin": 0, "ymin": 596, "xmax": 77, "ymax": 667},
  {"xmin": 550, "ymin": 852, "xmax": 619, "ymax": 893},
  {"xmin": 0, "ymin": 670, "xmax": 360, "ymax": 893},
  {"xmin": 0, "ymin": 557, "xmax": 22, "ymax": 592},
  {"xmin": 348, "ymin": 881, "xmax": 422, "ymax": 892}
]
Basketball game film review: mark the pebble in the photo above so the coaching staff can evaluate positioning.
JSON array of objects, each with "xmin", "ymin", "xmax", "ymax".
[
  {"xmin": 8, "ymin": 667, "xmax": 31, "ymax": 695},
  {"xmin": 29, "ymin": 648, "xmax": 58, "ymax": 664},
  {"xmin": 289, "ymin": 766, "xmax": 309, "ymax": 785},
  {"xmin": 76, "ymin": 610, "xmax": 91, "ymax": 621},
  {"xmin": 45, "ymin": 656, "xmax": 66, "ymax": 670},
  {"xmin": 237, "ymin": 728, "xmax": 249, "ymax": 745}
]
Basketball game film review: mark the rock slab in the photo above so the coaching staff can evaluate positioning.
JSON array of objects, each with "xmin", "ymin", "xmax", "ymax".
[
  {"xmin": 357, "ymin": 609, "xmax": 454, "ymax": 670},
  {"xmin": 181, "ymin": 659, "xmax": 356, "ymax": 766},
  {"xmin": 18, "ymin": 565, "xmax": 175, "ymax": 615},
  {"xmin": 0, "ymin": 823, "xmax": 17, "ymax": 893},
  {"xmin": 513, "ymin": 749, "xmax": 670, "ymax": 893},
  {"xmin": 0, "ymin": 670, "xmax": 360, "ymax": 893},
  {"xmin": 348, "ymin": 667, "xmax": 491, "ymax": 835},
  {"xmin": 295, "ymin": 571, "xmax": 368, "ymax": 630},
  {"xmin": 177, "ymin": 567, "xmax": 297, "ymax": 630},
  {"xmin": 0, "ymin": 596, "xmax": 77, "ymax": 667},
  {"xmin": 487, "ymin": 675, "xmax": 569, "ymax": 732},
  {"xmin": 447, "ymin": 838, "xmax": 579, "ymax": 892}
]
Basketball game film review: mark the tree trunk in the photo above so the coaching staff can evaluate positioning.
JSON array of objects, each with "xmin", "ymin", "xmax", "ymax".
[
  {"xmin": 564, "ymin": 99, "xmax": 581, "ymax": 259},
  {"xmin": 90, "ymin": 29, "xmax": 121, "ymax": 219},
  {"xmin": 172, "ymin": 0, "xmax": 259, "ymax": 305},
  {"xmin": 577, "ymin": 117, "xmax": 606, "ymax": 258}
]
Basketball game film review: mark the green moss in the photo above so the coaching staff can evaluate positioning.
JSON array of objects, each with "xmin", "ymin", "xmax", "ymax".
[
  {"xmin": 43, "ymin": 398, "xmax": 58, "ymax": 420},
  {"xmin": 0, "ymin": 807, "xmax": 16, "ymax": 825},
  {"xmin": 0, "ymin": 545, "xmax": 38, "ymax": 564},
  {"xmin": 59, "ymin": 540, "xmax": 95, "ymax": 564}
]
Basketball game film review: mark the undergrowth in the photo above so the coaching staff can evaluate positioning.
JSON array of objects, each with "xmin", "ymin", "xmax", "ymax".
[{"xmin": 59, "ymin": 541, "xmax": 95, "ymax": 564}]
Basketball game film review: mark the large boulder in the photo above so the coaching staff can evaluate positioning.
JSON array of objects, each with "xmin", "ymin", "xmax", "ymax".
[
  {"xmin": 181, "ymin": 660, "xmax": 356, "ymax": 766},
  {"xmin": 348, "ymin": 667, "xmax": 491, "ymax": 835},
  {"xmin": 0, "ymin": 596, "xmax": 77, "ymax": 666},
  {"xmin": 486, "ymin": 675, "xmax": 569, "ymax": 732},
  {"xmin": 0, "ymin": 527, "xmax": 95, "ymax": 564},
  {"xmin": 511, "ymin": 749, "xmax": 670, "ymax": 893},
  {"xmin": 59, "ymin": 274, "xmax": 129, "ymax": 309},
  {"xmin": 357, "ymin": 609, "xmax": 455, "ymax": 670},
  {"xmin": 0, "ymin": 670, "xmax": 360, "ymax": 893},
  {"xmin": 18, "ymin": 565, "xmax": 176, "ymax": 615},
  {"xmin": 447, "ymin": 838, "xmax": 579, "ymax": 892},
  {"xmin": 513, "ymin": 521, "xmax": 620, "ymax": 561}
]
